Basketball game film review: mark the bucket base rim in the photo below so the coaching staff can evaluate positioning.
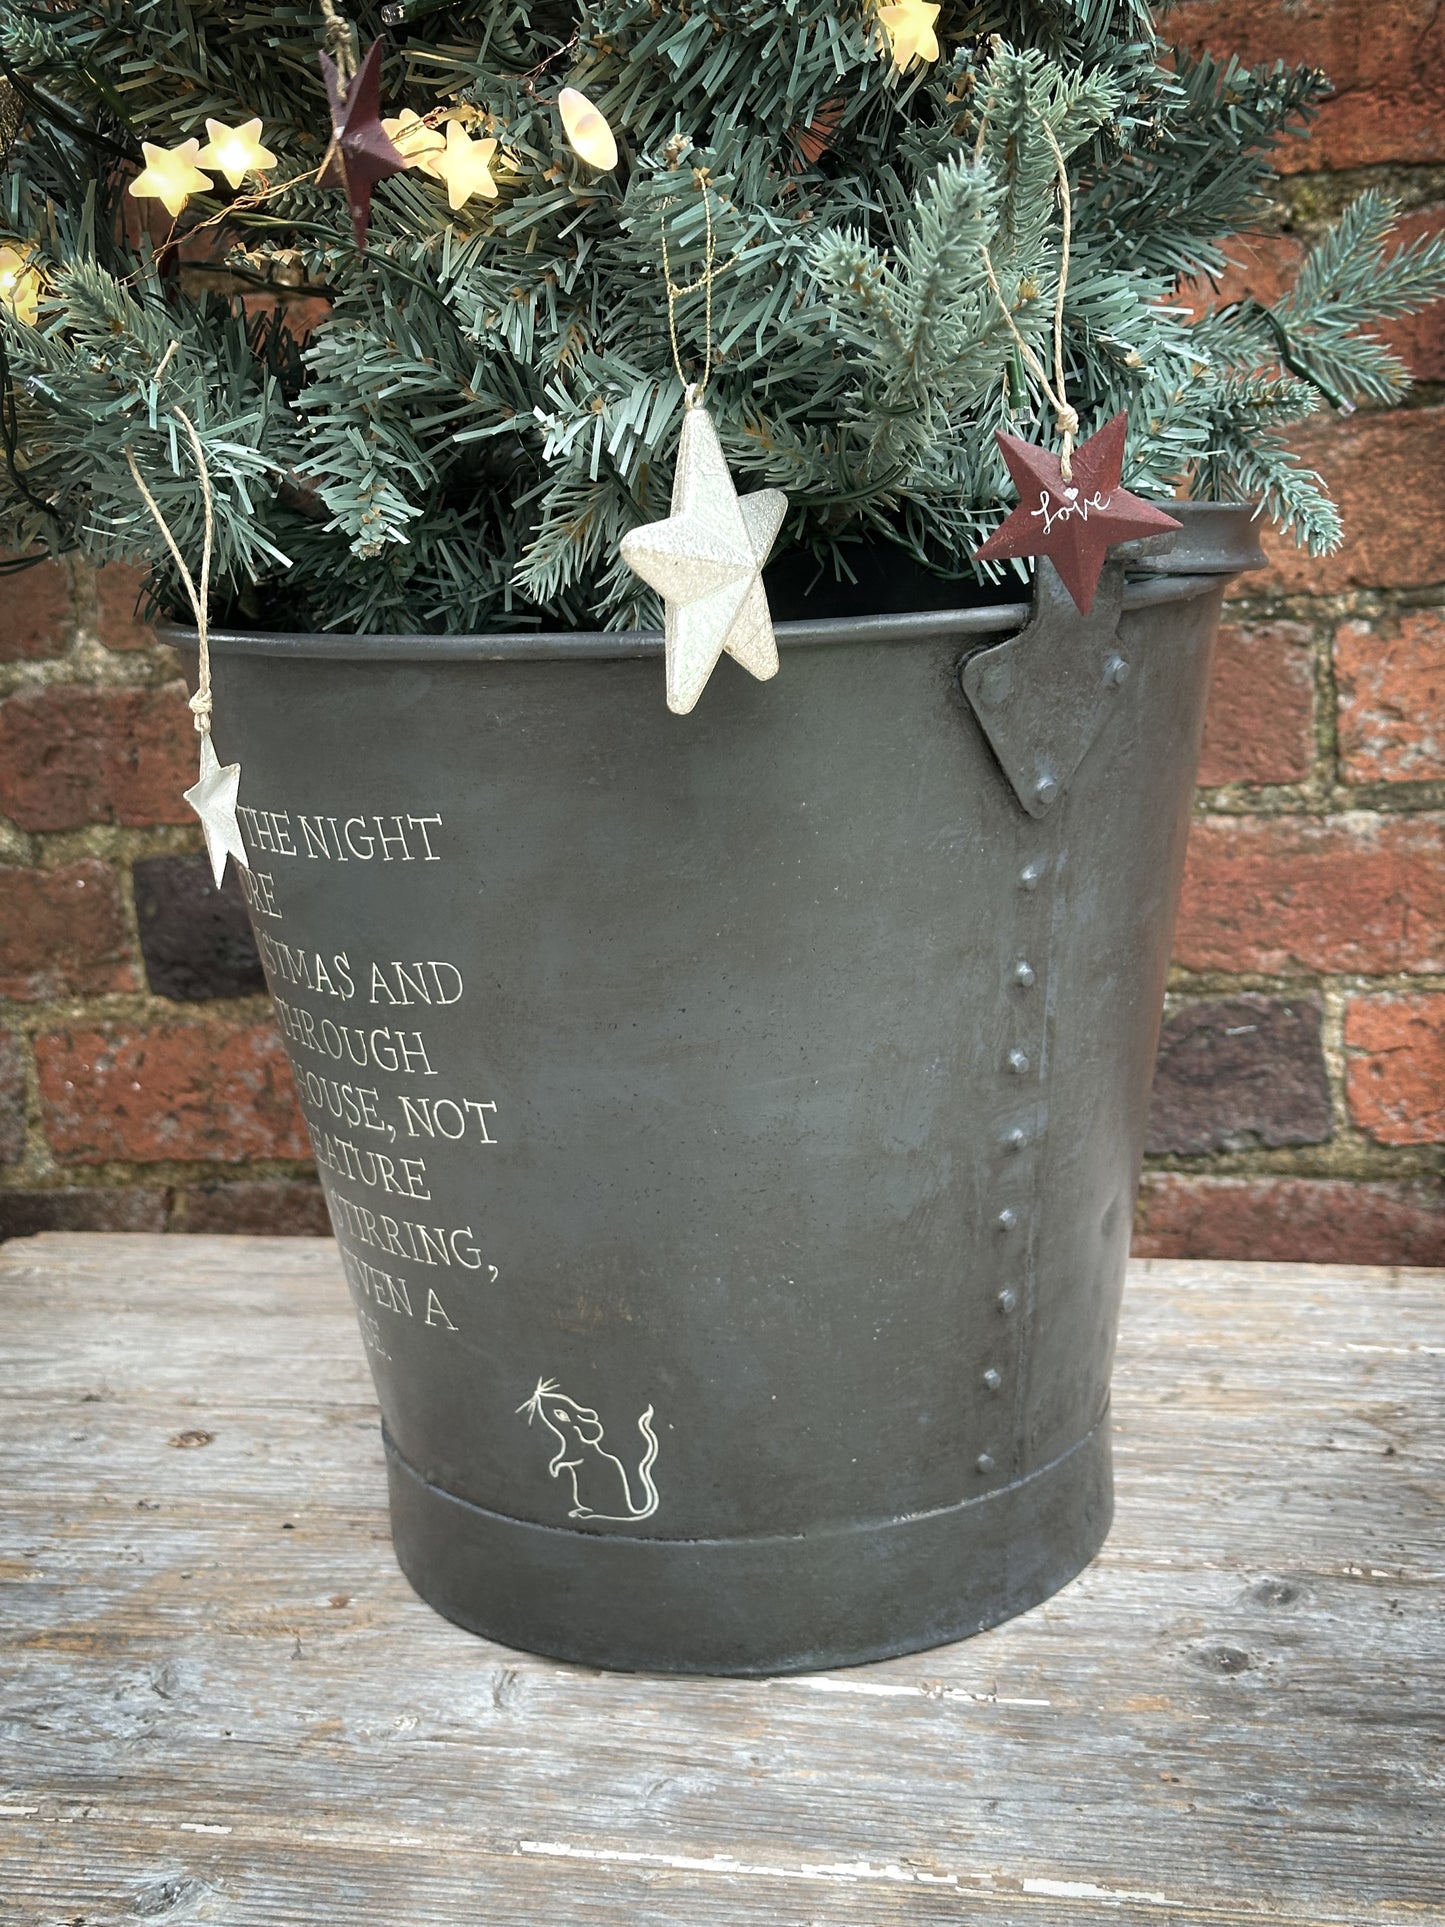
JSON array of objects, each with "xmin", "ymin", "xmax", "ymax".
[{"xmin": 382, "ymin": 1415, "xmax": 1114, "ymax": 1675}]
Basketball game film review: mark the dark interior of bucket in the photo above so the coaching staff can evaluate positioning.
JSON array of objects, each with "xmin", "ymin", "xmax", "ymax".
[{"xmin": 764, "ymin": 538, "xmax": 1021, "ymax": 622}]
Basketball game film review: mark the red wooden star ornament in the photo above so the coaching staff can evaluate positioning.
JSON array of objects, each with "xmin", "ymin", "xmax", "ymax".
[
  {"xmin": 971, "ymin": 411, "xmax": 1181, "ymax": 615},
  {"xmin": 318, "ymin": 39, "xmax": 406, "ymax": 250}
]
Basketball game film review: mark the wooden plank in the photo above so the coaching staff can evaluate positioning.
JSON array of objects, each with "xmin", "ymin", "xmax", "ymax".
[{"xmin": 1, "ymin": 1234, "xmax": 1442, "ymax": 1926}]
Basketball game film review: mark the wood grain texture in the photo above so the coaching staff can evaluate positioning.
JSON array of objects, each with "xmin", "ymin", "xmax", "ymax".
[{"xmin": 1, "ymin": 1234, "xmax": 1442, "ymax": 1926}]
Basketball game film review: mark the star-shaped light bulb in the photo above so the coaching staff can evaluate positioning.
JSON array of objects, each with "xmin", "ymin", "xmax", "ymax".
[
  {"xmin": 381, "ymin": 108, "xmax": 446, "ymax": 179},
  {"xmin": 434, "ymin": 120, "xmax": 500, "ymax": 210},
  {"xmin": 183, "ymin": 733, "xmax": 249, "ymax": 889},
  {"xmin": 620, "ymin": 404, "xmax": 788, "ymax": 714},
  {"xmin": 0, "ymin": 245, "xmax": 42, "ymax": 326},
  {"xmin": 877, "ymin": 0, "xmax": 940, "ymax": 70},
  {"xmin": 128, "ymin": 140, "xmax": 215, "ymax": 219},
  {"xmin": 559, "ymin": 87, "xmax": 618, "ymax": 170},
  {"xmin": 971, "ymin": 412, "xmax": 1182, "ymax": 615},
  {"xmin": 194, "ymin": 117, "xmax": 278, "ymax": 189}
]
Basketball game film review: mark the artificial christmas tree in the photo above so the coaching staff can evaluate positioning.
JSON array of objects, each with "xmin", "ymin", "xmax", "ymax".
[
  {"xmin": 4, "ymin": 0, "xmax": 1441, "ymax": 637},
  {"xmin": 2, "ymin": 1, "xmax": 1442, "ymax": 1671}
]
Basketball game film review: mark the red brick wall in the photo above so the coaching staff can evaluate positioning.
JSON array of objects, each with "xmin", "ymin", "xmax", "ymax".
[
  {"xmin": 1, "ymin": 1, "xmax": 1442, "ymax": 1258},
  {"xmin": 0, "ymin": 559, "xmax": 327, "ymax": 1238},
  {"xmin": 1132, "ymin": 0, "xmax": 1445, "ymax": 1263}
]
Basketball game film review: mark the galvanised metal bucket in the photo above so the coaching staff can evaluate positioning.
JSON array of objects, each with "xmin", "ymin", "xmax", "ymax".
[{"xmin": 183, "ymin": 502, "xmax": 1263, "ymax": 1674}]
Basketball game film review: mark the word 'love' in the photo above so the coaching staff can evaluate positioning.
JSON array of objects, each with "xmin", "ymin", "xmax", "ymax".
[{"xmin": 1031, "ymin": 486, "xmax": 1111, "ymax": 532}]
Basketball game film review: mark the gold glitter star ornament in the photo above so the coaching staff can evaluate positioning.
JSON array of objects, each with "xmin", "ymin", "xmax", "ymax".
[
  {"xmin": 620, "ymin": 402, "xmax": 788, "ymax": 714},
  {"xmin": 125, "ymin": 407, "xmax": 246, "ymax": 894},
  {"xmin": 184, "ymin": 732, "xmax": 249, "ymax": 889}
]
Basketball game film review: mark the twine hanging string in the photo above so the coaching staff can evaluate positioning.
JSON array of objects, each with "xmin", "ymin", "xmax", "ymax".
[
  {"xmin": 124, "ymin": 408, "xmax": 216, "ymax": 737},
  {"xmin": 660, "ymin": 172, "xmax": 736, "ymax": 409},
  {"xmin": 978, "ymin": 114, "xmax": 1079, "ymax": 478},
  {"xmin": 319, "ymin": 0, "xmax": 359, "ymax": 84}
]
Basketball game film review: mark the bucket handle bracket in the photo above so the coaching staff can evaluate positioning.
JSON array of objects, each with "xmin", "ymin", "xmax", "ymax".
[{"xmin": 961, "ymin": 553, "xmax": 1140, "ymax": 820}]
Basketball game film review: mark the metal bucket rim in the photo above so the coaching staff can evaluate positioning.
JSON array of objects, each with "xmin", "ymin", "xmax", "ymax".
[
  {"xmin": 160, "ymin": 571, "xmax": 1233, "ymax": 664},
  {"xmin": 160, "ymin": 501, "xmax": 1263, "ymax": 663}
]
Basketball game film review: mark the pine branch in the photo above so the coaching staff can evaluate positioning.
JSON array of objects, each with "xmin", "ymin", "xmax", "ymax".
[{"xmin": 1, "ymin": 0, "xmax": 1440, "ymax": 630}]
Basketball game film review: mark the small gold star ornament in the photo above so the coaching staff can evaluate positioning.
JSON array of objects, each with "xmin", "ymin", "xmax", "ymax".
[
  {"xmin": 877, "ymin": 0, "xmax": 940, "ymax": 70},
  {"xmin": 128, "ymin": 139, "xmax": 215, "ymax": 219},
  {"xmin": 559, "ymin": 87, "xmax": 618, "ymax": 170},
  {"xmin": 620, "ymin": 401, "xmax": 788, "ymax": 714},
  {"xmin": 0, "ymin": 245, "xmax": 42, "ymax": 325},
  {"xmin": 184, "ymin": 732, "xmax": 249, "ymax": 888},
  {"xmin": 194, "ymin": 117, "xmax": 277, "ymax": 189},
  {"xmin": 434, "ymin": 120, "xmax": 500, "ymax": 210},
  {"xmin": 381, "ymin": 108, "xmax": 446, "ymax": 178}
]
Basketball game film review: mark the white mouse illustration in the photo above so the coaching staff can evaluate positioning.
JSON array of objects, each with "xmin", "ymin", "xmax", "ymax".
[{"xmin": 517, "ymin": 1378, "xmax": 660, "ymax": 1522}]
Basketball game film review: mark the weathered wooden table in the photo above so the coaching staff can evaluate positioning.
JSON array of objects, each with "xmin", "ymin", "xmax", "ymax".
[{"xmin": 2, "ymin": 1235, "xmax": 1441, "ymax": 1925}]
